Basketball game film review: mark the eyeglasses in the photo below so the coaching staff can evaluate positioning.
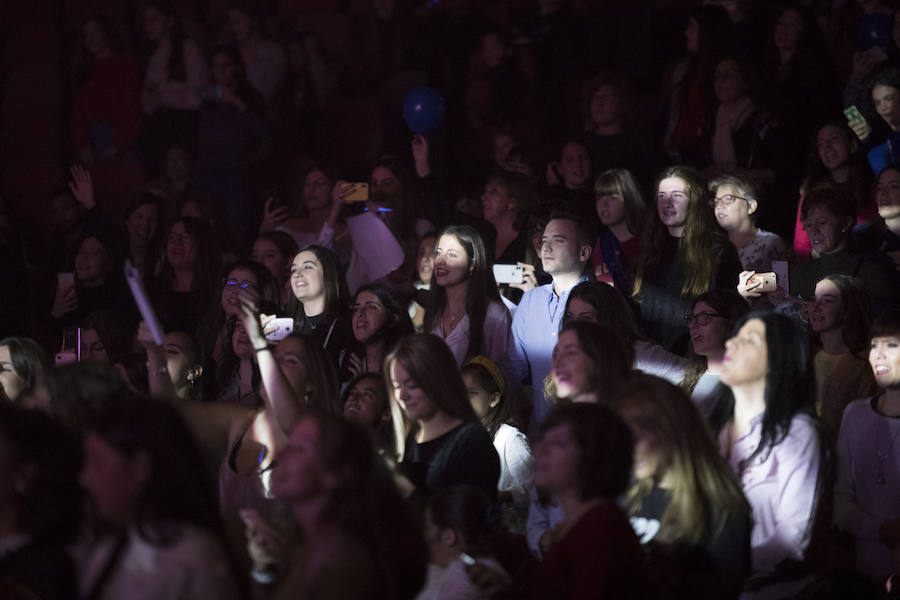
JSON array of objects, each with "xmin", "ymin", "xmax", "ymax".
[
  {"xmin": 709, "ymin": 194, "xmax": 749, "ymax": 208},
  {"xmin": 683, "ymin": 312, "xmax": 727, "ymax": 326},
  {"xmin": 223, "ymin": 279, "xmax": 256, "ymax": 290}
]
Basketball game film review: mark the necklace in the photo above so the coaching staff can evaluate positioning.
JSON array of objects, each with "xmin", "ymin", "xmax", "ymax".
[
  {"xmin": 443, "ymin": 310, "xmax": 465, "ymax": 332},
  {"xmin": 875, "ymin": 404, "xmax": 900, "ymax": 485}
]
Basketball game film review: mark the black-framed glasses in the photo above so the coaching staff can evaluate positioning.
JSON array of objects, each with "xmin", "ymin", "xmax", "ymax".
[
  {"xmin": 709, "ymin": 193, "xmax": 748, "ymax": 208},
  {"xmin": 224, "ymin": 279, "xmax": 256, "ymax": 290},
  {"xmin": 683, "ymin": 312, "xmax": 727, "ymax": 326}
]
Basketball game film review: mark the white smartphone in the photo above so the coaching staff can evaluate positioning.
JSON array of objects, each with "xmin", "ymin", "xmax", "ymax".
[
  {"xmin": 57, "ymin": 272, "xmax": 75, "ymax": 293},
  {"xmin": 492, "ymin": 264, "xmax": 523, "ymax": 285},
  {"xmin": 745, "ymin": 272, "xmax": 778, "ymax": 293},
  {"xmin": 459, "ymin": 552, "xmax": 477, "ymax": 566},
  {"xmin": 264, "ymin": 317, "xmax": 295, "ymax": 341}
]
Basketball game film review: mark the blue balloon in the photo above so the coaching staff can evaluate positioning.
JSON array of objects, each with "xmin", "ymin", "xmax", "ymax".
[
  {"xmin": 859, "ymin": 13, "xmax": 892, "ymax": 50},
  {"xmin": 402, "ymin": 87, "xmax": 446, "ymax": 134}
]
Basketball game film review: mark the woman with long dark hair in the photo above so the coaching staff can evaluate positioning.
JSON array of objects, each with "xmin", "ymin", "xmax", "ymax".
[
  {"xmin": 425, "ymin": 225, "xmax": 510, "ymax": 365},
  {"xmin": 341, "ymin": 284, "xmax": 413, "ymax": 382}
]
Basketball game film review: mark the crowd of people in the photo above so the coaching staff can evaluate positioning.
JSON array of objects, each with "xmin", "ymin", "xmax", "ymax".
[{"xmin": 3, "ymin": 0, "xmax": 900, "ymax": 598}]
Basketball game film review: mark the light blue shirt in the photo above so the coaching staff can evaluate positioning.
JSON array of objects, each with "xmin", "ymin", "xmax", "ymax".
[{"xmin": 507, "ymin": 278, "xmax": 587, "ymax": 437}]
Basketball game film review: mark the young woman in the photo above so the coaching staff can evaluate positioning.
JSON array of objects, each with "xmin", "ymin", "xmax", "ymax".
[
  {"xmin": 633, "ymin": 166, "xmax": 742, "ymax": 354},
  {"xmin": 79, "ymin": 400, "xmax": 240, "ymax": 599},
  {"xmin": 480, "ymin": 171, "xmax": 534, "ymax": 264},
  {"xmin": 548, "ymin": 321, "xmax": 632, "ymax": 404},
  {"xmin": 342, "ymin": 372, "xmax": 392, "ymax": 451},
  {"xmin": 562, "ymin": 281, "xmax": 686, "ymax": 385},
  {"xmin": 529, "ymin": 402, "xmax": 646, "ymax": 598},
  {"xmin": 252, "ymin": 412, "xmax": 427, "ymax": 598},
  {"xmin": 714, "ymin": 311, "xmax": 826, "ymax": 591},
  {"xmin": 681, "ymin": 291, "xmax": 749, "ymax": 418},
  {"xmin": 341, "ymin": 284, "xmax": 414, "ymax": 382},
  {"xmin": 809, "ymin": 274, "xmax": 878, "ymax": 433},
  {"xmin": 215, "ymin": 316, "xmax": 262, "ymax": 409},
  {"xmin": 462, "ymin": 357, "xmax": 532, "ymax": 532},
  {"xmin": 425, "ymin": 225, "xmax": 510, "ymax": 365},
  {"xmin": 591, "ymin": 169, "xmax": 645, "ymax": 291},
  {"xmin": 709, "ymin": 173, "xmax": 791, "ymax": 274},
  {"xmin": 410, "ymin": 232, "xmax": 436, "ymax": 332},
  {"xmin": 251, "ymin": 231, "xmax": 298, "ymax": 309},
  {"xmin": 0, "ymin": 336, "xmax": 49, "ymax": 403},
  {"xmin": 287, "ymin": 245, "xmax": 351, "ymax": 363},
  {"xmin": 835, "ymin": 310, "xmax": 900, "ymax": 582},
  {"xmin": 386, "ymin": 334, "xmax": 500, "ymax": 503},
  {"xmin": 851, "ymin": 67, "xmax": 900, "ymax": 177},
  {"xmin": 613, "ymin": 374, "xmax": 751, "ymax": 599},
  {"xmin": 857, "ymin": 165, "xmax": 900, "ymax": 269},
  {"xmin": 122, "ymin": 194, "xmax": 164, "ymax": 276}
]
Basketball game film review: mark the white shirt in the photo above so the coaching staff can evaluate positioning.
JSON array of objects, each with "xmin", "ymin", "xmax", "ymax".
[{"xmin": 430, "ymin": 301, "xmax": 511, "ymax": 366}]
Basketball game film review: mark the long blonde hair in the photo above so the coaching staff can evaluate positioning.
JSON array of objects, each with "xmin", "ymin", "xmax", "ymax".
[{"xmin": 613, "ymin": 374, "xmax": 748, "ymax": 546}]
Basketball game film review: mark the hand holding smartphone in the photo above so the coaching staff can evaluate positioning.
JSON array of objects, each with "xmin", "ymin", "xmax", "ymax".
[
  {"xmin": 744, "ymin": 272, "xmax": 778, "ymax": 293},
  {"xmin": 492, "ymin": 264, "xmax": 523, "ymax": 285}
]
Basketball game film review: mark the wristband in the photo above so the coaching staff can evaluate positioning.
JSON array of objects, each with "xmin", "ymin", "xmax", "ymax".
[{"xmin": 254, "ymin": 345, "xmax": 272, "ymax": 353}]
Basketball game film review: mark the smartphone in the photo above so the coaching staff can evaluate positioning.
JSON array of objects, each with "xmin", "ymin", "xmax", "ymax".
[
  {"xmin": 55, "ymin": 326, "xmax": 81, "ymax": 366},
  {"xmin": 745, "ymin": 272, "xmax": 778, "ymax": 293},
  {"xmin": 57, "ymin": 272, "xmax": 75, "ymax": 293},
  {"xmin": 459, "ymin": 552, "xmax": 477, "ymax": 567},
  {"xmin": 265, "ymin": 317, "xmax": 295, "ymax": 341},
  {"xmin": 493, "ymin": 264, "xmax": 524, "ymax": 285},
  {"xmin": 343, "ymin": 182, "xmax": 369, "ymax": 203},
  {"xmin": 844, "ymin": 105, "xmax": 867, "ymax": 126}
]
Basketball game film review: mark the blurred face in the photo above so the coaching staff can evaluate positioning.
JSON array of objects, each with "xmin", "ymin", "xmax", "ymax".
[
  {"xmin": 290, "ymin": 251, "xmax": 325, "ymax": 304},
  {"xmin": 126, "ymin": 203, "xmax": 159, "ymax": 247},
  {"xmin": 228, "ymin": 8, "xmax": 252, "ymax": 42},
  {"xmin": 870, "ymin": 335, "xmax": 900, "ymax": 388},
  {"xmin": 774, "ymin": 9, "xmax": 803, "ymax": 52},
  {"xmin": 802, "ymin": 205, "xmax": 850, "ymax": 255},
  {"xmin": 303, "ymin": 170, "xmax": 331, "ymax": 212},
  {"xmin": 551, "ymin": 330, "xmax": 594, "ymax": 400},
  {"xmin": 590, "ymin": 85, "xmax": 619, "ymax": 127},
  {"xmin": 620, "ymin": 410, "xmax": 665, "ymax": 482},
  {"xmin": 83, "ymin": 20, "xmax": 109, "ymax": 57},
  {"xmin": 231, "ymin": 318, "xmax": 252, "ymax": 358},
  {"xmin": 559, "ymin": 143, "xmax": 591, "ymax": 190},
  {"xmin": 817, "ymin": 125, "xmax": 854, "ymax": 171},
  {"xmin": 876, "ymin": 168, "xmax": 900, "ymax": 221},
  {"xmin": 390, "ymin": 360, "xmax": 437, "ymax": 423},
  {"xmin": 51, "ymin": 194, "xmax": 81, "ymax": 234},
  {"xmin": 564, "ymin": 297, "xmax": 598, "ymax": 323},
  {"xmin": 80, "ymin": 434, "xmax": 146, "ymax": 524},
  {"xmin": 657, "ymin": 177, "xmax": 691, "ymax": 236},
  {"xmin": 221, "ymin": 267, "xmax": 259, "ymax": 317},
  {"xmin": 433, "ymin": 234, "xmax": 471, "ymax": 289},
  {"xmin": 75, "ymin": 237, "xmax": 110, "ymax": 286},
  {"xmin": 688, "ymin": 301, "xmax": 730, "ymax": 357},
  {"xmin": 684, "ymin": 17, "xmax": 699, "ymax": 54},
  {"xmin": 463, "ymin": 371, "xmax": 498, "ymax": 420},
  {"xmin": 874, "ymin": 84, "xmax": 900, "ymax": 130},
  {"xmin": 721, "ymin": 319, "xmax": 768, "ymax": 388},
  {"xmin": 142, "ymin": 6, "xmax": 171, "ymax": 42},
  {"xmin": 713, "ymin": 59, "xmax": 748, "ymax": 104},
  {"xmin": 273, "ymin": 337, "xmax": 309, "ymax": 396},
  {"xmin": 712, "ymin": 183, "xmax": 754, "ymax": 231},
  {"xmin": 166, "ymin": 221, "xmax": 198, "ymax": 269},
  {"xmin": 370, "ymin": 166, "xmax": 400, "ymax": 205},
  {"xmin": 212, "ymin": 51, "xmax": 238, "ymax": 88},
  {"xmin": 270, "ymin": 418, "xmax": 332, "ymax": 501},
  {"xmin": 164, "ymin": 147, "xmax": 191, "ymax": 181},
  {"xmin": 481, "ymin": 180, "xmax": 514, "ymax": 224},
  {"xmin": 595, "ymin": 187, "xmax": 626, "ymax": 227},
  {"xmin": 0, "ymin": 345, "xmax": 25, "ymax": 401},
  {"xmin": 252, "ymin": 239, "xmax": 290, "ymax": 283},
  {"xmin": 541, "ymin": 219, "xmax": 585, "ymax": 276},
  {"xmin": 162, "ymin": 332, "xmax": 198, "ymax": 389},
  {"xmin": 533, "ymin": 423, "xmax": 579, "ymax": 494},
  {"xmin": 352, "ymin": 290, "xmax": 389, "ymax": 343},
  {"xmin": 481, "ymin": 32, "xmax": 507, "ymax": 69},
  {"xmin": 343, "ymin": 378, "xmax": 386, "ymax": 427},
  {"xmin": 809, "ymin": 279, "xmax": 843, "ymax": 334},
  {"xmin": 416, "ymin": 236, "xmax": 436, "ymax": 283},
  {"xmin": 493, "ymin": 133, "xmax": 516, "ymax": 168},
  {"xmin": 81, "ymin": 328, "xmax": 109, "ymax": 363}
]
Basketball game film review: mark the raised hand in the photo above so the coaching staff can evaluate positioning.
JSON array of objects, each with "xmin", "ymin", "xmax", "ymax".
[{"xmin": 68, "ymin": 165, "xmax": 96, "ymax": 210}]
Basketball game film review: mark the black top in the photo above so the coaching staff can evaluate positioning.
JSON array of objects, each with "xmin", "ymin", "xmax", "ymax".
[
  {"xmin": 401, "ymin": 421, "xmax": 500, "ymax": 505},
  {"xmin": 299, "ymin": 310, "xmax": 352, "ymax": 368},
  {"xmin": 790, "ymin": 247, "xmax": 898, "ymax": 314}
]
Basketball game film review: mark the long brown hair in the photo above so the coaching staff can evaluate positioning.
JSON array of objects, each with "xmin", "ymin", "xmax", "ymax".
[
  {"xmin": 614, "ymin": 374, "xmax": 748, "ymax": 546},
  {"xmin": 633, "ymin": 166, "xmax": 729, "ymax": 299}
]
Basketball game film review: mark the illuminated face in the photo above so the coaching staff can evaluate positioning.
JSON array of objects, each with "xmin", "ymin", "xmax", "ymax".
[
  {"xmin": 463, "ymin": 371, "xmax": 498, "ymax": 420},
  {"xmin": 221, "ymin": 267, "xmax": 259, "ymax": 317},
  {"xmin": 75, "ymin": 237, "xmax": 110, "ymax": 286},
  {"xmin": 343, "ymin": 378, "xmax": 386, "ymax": 427},
  {"xmin": 559, "ymin": 143, "xmax": 591, "ymax": 190},
  {"xmin": 290, "ymin": 251, "xmax": 325, "ymax": 304},
  {"xmin": 721, "ymin": 319, "xmax": 768, "ymax": 388},
  {"xmin": 809, "ymin": 278, "xmax": 843, "ymax": 334},
  {"xmin": 551, "ymin": 330, "xmax": 595, "ymax": 400},
  {"xmin": 126, "ymin": 203, "xmax": 159, "ymax": 247},
  {"xmin": 390, "ymin": 360, "xmax": 437, "ymax": 423},
  {"xmin": 564, "ymin": 297, "xmax": 599, "ymax": 324},
  {"xmin": 303, "ymin": 169, "xmax": 331, "ymax": 212},
  {"xmin": 870, "ymin": 335, "xmax": 900, "ymax": 388},
  {"xmin": 874, "ymin": 84, "xmax": 900, "ymax": 131},
  {"xmin": 657, "ymin": 177, "xmax": 691, "ymax": 236},
  {"xmin": 595, "ymin": 187, "xmax": 627, "ymax": 227},
  {"xmin": 0, "ymin": 345, "xmax": 25, "ymax": 401},
  {"xmin": 351, "ymin": 290, "xmax": 389, "ymax": 343},
  {"xmin": 802, "ymin": 205, "xmax": 850, "ymax": 255},
  {"xmin": 876, "ymin": 168, "xmax": 900, "ymax": 221},
  {"xmin": 541, "ymin": 219, "xmax": 584, "ymax": 276},
  {"xmin": 712, "ymin": 183, "xmax": 754, "ymax": 232},
  {"xmin": 433, "ymin": 234, "xmax": 470, "ymax": 289},
  {"xmin": 533, "ymin": 423, "xmax": 579, "ymax": 494},
  {"xmin": 416, "ymin": 236, "xmax": 436, "ymax": 283},
  {"xmin": 252, "ymin": 239, "xmax": 290, "ymax": 283},
  {"xmin": 817, "ymin": 125, "xmax": 854, "ymax": 171}
]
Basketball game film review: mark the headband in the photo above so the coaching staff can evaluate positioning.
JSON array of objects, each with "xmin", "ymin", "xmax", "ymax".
[{"xmin": 465, "ymin": 355, "xmax": 506, "ymax": 396}]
